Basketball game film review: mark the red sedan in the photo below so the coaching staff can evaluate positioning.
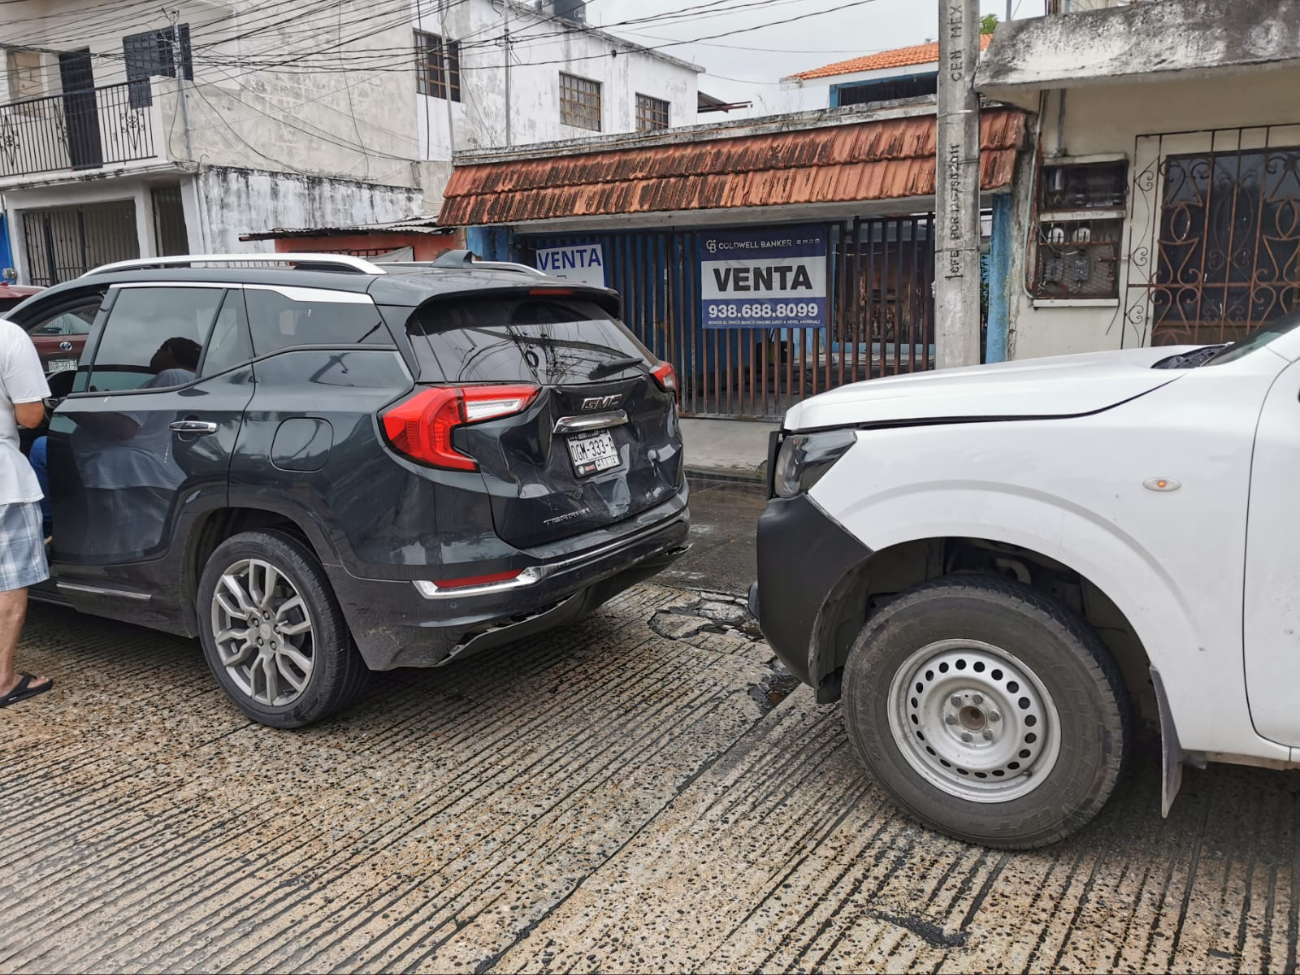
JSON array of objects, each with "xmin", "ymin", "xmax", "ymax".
[
  {"xmin": 0, "ymin": 281, "xmax": 41, "ymax": 314},
  {"xmin": 0, "ymin": 282, "xmax": 93, "ymax": 375}
]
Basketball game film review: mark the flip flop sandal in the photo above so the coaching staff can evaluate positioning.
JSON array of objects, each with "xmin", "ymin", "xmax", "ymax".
[{"xmin": 0, "ymin": 674, "xmax": 53, "ymax": 708}]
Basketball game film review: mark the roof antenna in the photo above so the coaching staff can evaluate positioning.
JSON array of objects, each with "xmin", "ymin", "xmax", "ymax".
[{"xmin": 432, "ymin": 249, "xmax": 480, "ymax": 268}]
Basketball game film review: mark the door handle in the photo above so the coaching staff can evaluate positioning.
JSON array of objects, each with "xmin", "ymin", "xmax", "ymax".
[{"xmin": 170, "ymin": 419, "xmax": 219, "ymax": 435}]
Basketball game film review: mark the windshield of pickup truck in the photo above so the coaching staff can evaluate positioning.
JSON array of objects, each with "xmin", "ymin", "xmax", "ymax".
[
  {"xmin": 1153, "ymin": 309, "xmax": 1300, "ymax": 369},
  {"xmin": 1205, "ymin": 309, "xmax": 1300, "ymax": 366}
]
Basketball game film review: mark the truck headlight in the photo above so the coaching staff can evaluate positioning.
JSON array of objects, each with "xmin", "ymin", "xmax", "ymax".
[{"xmin": 773, "ymin": 429, "xmax": 857, "ymax": 498}]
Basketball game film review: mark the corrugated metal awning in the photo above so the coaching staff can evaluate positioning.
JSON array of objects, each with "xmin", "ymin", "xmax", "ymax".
[{"xmin": 439, "ymin": 109, "xmax": 1027, "ymax": 227}]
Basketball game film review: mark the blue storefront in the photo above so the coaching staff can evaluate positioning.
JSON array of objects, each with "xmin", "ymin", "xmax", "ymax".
[{"xmin": 0, "ymin": 214, "xmax": 13, "ymax": 277}]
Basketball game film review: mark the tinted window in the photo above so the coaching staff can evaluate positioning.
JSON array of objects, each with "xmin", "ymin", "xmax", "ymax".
[
  {"xmin": 89, "ymin": 286, "xmax": 222, "ymax": 392},
  {"xmin": 200, "ymin": 290, "xmax": 254, "ymax": 377},
  {"xmin": 26, "ymin": 298, "xmax": 100, "ymax": 335},
  {"xmin": 410, "ymin": 296, "xmax": 652, "ymax": 385},
  {"xmin": 0, "ymin": 298, "xmax": 23, "ymax": 314},
  {"xmin": 245, "ymin": 287, "xmax": 388, "ymax": 356}
]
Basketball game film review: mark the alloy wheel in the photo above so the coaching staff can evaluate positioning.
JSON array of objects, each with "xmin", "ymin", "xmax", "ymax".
[{"xmin": 211, "ymin": 558, "xmax": 315, "ymax": 707}]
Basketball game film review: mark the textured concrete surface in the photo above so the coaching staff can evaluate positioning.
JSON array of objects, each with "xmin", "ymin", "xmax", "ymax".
[
  {"xmin": 4, "ymin": 582, "xmax": 1300, "ymax": 974},
  {"xmin": 680, "ymin": 418, "xmax": 778, "ymax": 480},
  {"xmin": 659, "ymin": 477, "xmax": 768, "ymax": 596}
]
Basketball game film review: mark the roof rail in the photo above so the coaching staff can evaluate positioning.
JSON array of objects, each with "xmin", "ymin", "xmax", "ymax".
[
  {"xmin": 427, "ymin": 249, "xmax": 547, "ymax": 277},
  {"xmin": 81, "ymin": 253, "xmax": 388, "ymax": 277}
]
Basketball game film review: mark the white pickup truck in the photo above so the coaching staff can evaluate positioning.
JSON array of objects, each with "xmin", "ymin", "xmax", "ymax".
[{"xmin": 750, "ymin": 311, "xmax": 1300, "ymax": 848}]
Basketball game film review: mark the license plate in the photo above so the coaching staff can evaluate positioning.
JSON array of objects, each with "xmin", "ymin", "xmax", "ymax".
[
  {"xmin": 567, "ymin": 429, "xmax": 621, "ymax": 477},
  {"xmin": 47, "ymin": 358, "xmax": 76, "ymax": 374}
]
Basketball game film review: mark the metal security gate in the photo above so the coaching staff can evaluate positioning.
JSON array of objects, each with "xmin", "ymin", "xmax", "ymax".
[
  {"xmin": 151, "ymin": 184, "xmax": 189, "ymax": 257},
  {"xmin": 521, "ymin": 216, "xmax": 935, "ymax": 419},
  {"xmin": 1126, "ymin": 127, "xmax": 1300, "ymax": 347},
  {"xmin": 22, "ymin": 200, "xmax": 138, "ymax": 285}
]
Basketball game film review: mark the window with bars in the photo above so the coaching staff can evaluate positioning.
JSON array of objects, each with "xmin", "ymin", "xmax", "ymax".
[
  {"xmin": 122, "ymin": 25, "xmax": 192, "ymax": 109},
  {"xmin": 560, "ymin": 73, "xmax": 601, "ymax": 131},
  {"xmin": 416, "ymin": 31, "xmax": 460, "ymax": 102},
  {"xmin": 635, "ymin": 93, "xmax": 669, "ymax": 133}
]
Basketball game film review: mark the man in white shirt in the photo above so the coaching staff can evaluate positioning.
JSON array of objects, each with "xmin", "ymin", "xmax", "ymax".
[{"xmin": 0, "ymin": 318, "xmax": 52, "ymax": 708}]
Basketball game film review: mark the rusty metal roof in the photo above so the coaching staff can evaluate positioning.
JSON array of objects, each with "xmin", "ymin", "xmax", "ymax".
[
  {"xmin": 788, "ymin": 34, "xmax": 993, "ymax": 82},
  {"xmin": 439, "ymin": 109, "xmax": 1026, "ymax": 227}
]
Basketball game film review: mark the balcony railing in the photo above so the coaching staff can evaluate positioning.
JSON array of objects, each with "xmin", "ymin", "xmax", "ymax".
[{"xmin": 0, "ymin": 81, "xmax": 158, "ymax": 179}]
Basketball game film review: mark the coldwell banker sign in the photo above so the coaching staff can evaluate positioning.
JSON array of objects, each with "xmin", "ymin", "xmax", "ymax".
[{"xmin": 698, "ymin": 225, "xmax": 828, "ymax": 330}]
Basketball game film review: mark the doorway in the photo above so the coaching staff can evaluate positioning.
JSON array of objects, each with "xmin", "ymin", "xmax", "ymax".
[{"xmin": 58, "ymin": 50, "xmax": 103, "ymax": 170}]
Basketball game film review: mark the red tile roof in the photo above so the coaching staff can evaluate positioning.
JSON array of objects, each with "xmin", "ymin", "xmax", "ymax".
[
  {"xmin": 790, "ymin": 33, "xmax": 994, "ymax": 81},
  {"xmin": 438, "ymin": 109, "xmax": 1027, "ymax": 227}
]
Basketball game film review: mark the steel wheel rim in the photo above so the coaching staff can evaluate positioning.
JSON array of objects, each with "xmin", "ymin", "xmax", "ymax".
[
  {"xmin": 887, "ymin": 639, "xmax": 1061, "ymax": 803},
  {"xmin": 211, "ymin": 558, "xmax": 315, "ymax": 708}
]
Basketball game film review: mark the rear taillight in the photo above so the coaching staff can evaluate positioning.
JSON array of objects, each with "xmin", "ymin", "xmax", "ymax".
[
  {"xmin": 382, "ymin": 384, "xmax": 538, "ymax": 470},
  {"xmin": 651, "ymin": 362, "xmax": 678, "ymax": 393}
]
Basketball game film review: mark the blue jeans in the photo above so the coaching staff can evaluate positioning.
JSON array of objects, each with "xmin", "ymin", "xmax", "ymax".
[{"xmin": 28, "ymin": 436, "xmax": 52, "ymax": 537}]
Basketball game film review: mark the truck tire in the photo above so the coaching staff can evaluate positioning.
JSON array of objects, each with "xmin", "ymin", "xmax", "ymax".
[
  {"xmin": 842, "ymin": 575, "xmax": 1129, "ymax": 849},
  {"xmin": 197, "ymin": 529, "xmax": 370, "ymax": 729}
]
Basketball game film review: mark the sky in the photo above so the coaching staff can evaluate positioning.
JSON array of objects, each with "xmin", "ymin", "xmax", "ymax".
[{"xmin": 583, "ymin": 0, "xmax": 1049, "ymax": 116}]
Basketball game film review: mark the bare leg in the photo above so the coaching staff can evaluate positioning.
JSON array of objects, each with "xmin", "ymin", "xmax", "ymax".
[{"xmin": 0, "ymin": 587, "xmax": 48, "ymax": 697}]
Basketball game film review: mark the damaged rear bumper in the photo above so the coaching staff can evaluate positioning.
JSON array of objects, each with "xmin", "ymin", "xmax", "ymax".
[{"xmin": 329, "ymin": 510, "xmax": 690, "ymax": 670}]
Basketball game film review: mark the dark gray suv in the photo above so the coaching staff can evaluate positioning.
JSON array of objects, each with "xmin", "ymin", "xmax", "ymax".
[{"xmin": 4, "ymin": 253, "xmax": 688, "ymax": 727}]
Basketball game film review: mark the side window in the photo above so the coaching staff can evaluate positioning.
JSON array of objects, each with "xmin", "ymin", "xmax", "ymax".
[
  {"xmin": 89, "ymin": 286, "xmax": 223, "ymax": 392},
  {"xmin": 27, "ymin": 298, "xmax": 102, "ymax": 336},
  {"xmin": 199, "ymin": 290, "xmax": 254, "ymax": 377},
  {"xmin": 244, "ymin": 287, "xmax": 389, "ymax": 356}
]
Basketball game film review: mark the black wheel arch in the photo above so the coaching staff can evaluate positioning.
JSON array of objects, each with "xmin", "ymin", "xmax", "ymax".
[{"xmin": 810, "ymin": 536, "xmax": 1154, "ymax": 721}]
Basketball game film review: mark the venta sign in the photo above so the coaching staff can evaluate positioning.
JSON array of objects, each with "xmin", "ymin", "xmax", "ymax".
[
  {"xmin": 698, "ymin": 225, "xmax": 828, "ymax": 330},
  {"xmin": 534, "ymin": 243, "xmax": 606, "ymax": 288}
]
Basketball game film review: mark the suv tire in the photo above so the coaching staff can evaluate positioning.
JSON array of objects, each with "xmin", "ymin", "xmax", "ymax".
[
  {"xmin": 197, "ymin": 529, "xmax": 369, "ymax": 728},
  {"xmin": 842, "ymin": 575, "xmax": 1129, "ymax": 849}
]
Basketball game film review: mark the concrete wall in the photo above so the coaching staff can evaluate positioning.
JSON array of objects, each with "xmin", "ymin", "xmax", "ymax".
[
  {"xmin": 3, "ymin": 0, "xmax": 700, "ymax": 220},
  {"xmin": 979, "ymin": 0, "xmax": 1300, "ymax": 97},
  {"xmin": 194, "ymin": 167, "xmax": 423, "ymax": 253},
  {"xmin": 414, "ymin": 1, "xmax": 699, "ymax": 164},
  {"xmin": 1000, "ymin": 66, "xmax": 1300, "ymax": 360}
]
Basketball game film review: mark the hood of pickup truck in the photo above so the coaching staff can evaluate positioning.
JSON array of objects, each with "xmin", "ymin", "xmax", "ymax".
[{"xmin": 785, "ymin": 345, "xmax": 1192, "ymax": 430}]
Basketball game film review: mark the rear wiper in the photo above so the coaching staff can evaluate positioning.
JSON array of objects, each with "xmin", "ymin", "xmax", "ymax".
[{"xmin": 588, "ymin": 356, "xmax": 647, "ymax": 380}]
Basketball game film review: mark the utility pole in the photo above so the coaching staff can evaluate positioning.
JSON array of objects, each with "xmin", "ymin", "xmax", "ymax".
[
  {"xmin": 439, "ymin": 0, "xmax": 456, "ymax": 154},
  {"xmin": 169, "ymin": 8, "xmax": 193, "ymax": 162},
  {"xmin": 503, "ymin": 4, "xmax": 511, "ymax": 147},
  {"xmin": 935, "ymin": 0, "xmax": 982, "ymax": 369}
]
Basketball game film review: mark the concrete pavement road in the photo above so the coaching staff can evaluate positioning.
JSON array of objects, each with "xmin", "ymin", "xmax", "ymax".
[
  {"xmin": 3, "ymin": 490, "xmax": 1299, "ymax": 973},
  {"xmin": 659, "ymin": 477, "xmax": 768, "ymax": 596}
]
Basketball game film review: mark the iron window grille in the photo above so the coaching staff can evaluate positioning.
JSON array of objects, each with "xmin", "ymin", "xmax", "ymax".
[
  {"xmin": 416, "ymin": 31, "xmax": 460, "ymax": 102},
  {"xmin": 561, "ymin": 73, "xmax": 601, "ymax": 131},
  {"xmin": 635, "ymin": 94, "xmax": 669, "ymax": 133},
  {"xmin": 122, "ymin": 25, "xmax": 192, "ymax": 109}
]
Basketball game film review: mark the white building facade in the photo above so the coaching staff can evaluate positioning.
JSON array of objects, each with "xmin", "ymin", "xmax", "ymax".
[
  {"xmin": 0, "ymin": 0, "xmax": 700, "ymax": 285},
  {"xmin": 978, "ymin": 0, "xmax": 1300, "ymax": 360}
]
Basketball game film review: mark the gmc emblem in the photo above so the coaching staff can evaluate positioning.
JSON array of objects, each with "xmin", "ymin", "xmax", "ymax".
[{"xmin": 581, "ymin": 394, "xmax": 621, "ymax": 411}]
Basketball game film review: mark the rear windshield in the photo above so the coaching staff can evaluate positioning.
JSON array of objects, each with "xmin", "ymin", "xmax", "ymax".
[{"xmin": 409, "ymin": 295, "xmax": 653, "ymax": 385}]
